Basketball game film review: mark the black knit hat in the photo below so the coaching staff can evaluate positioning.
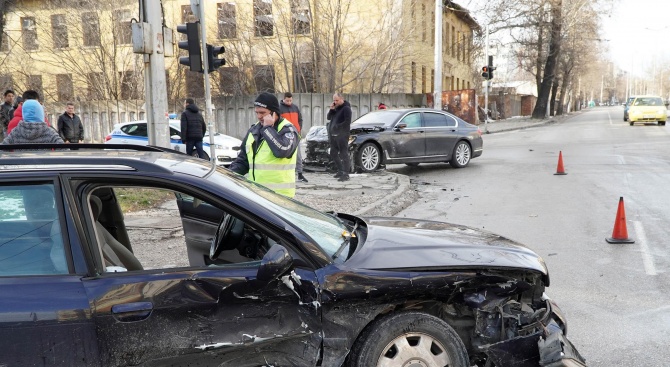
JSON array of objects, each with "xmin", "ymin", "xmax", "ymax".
[{"xmin": 254, "ymin": 92, "xmax": 280, "ymax": 115}]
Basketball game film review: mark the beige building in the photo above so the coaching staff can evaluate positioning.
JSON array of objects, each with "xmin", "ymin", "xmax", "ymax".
[{"xmin": 0, "ymin": 0, "xmax": 479, "ymax": 102}]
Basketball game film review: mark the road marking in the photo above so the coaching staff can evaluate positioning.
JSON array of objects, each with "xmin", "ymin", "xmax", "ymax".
[
  {"xmin": 632, "ymin": 221, "xmax": 657, "ymax": 276},
  {"xmin": 608, "ymin": 111, "xmax": 612, "ymax": 125}
]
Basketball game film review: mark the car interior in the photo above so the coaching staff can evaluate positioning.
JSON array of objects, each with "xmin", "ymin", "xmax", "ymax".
[{"xmin": 86, "ymin": 186, "xmax": 281, "ymax": 274}]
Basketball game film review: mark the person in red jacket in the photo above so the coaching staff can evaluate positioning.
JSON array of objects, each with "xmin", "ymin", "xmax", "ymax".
[
  {"xmin": 7, "ymin": 90, "xmax": 50, "ymax": 134},
  {"xmin": 279, "ymin": 92, "xmax": 308, "ymax": 182}
]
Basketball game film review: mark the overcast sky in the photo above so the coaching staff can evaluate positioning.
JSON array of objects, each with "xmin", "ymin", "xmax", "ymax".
[{"xmin": 601, "ymin": 0, "xmax": 670, "ymax": 76}]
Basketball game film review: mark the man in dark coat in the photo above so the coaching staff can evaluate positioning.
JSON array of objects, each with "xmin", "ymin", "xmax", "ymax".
[
  {"xmin": 57, "ymin": 102, "xmax": 84, "ymax": 143},
  {"xmin": 180, "ymin": 98, "xmax": 207, "ymax": 159},
  {"xmin": 0, "ymin": 89, "xmax": 15, "ymax": 141},
  {"xmin": 326, "ymin": 93, "xmax": 352, "ymax": 181}
]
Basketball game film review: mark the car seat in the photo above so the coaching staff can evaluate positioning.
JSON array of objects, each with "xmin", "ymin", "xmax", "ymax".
[{"xmin": 89, "ymin": 195, "xmax": 143, "ymax": 271}]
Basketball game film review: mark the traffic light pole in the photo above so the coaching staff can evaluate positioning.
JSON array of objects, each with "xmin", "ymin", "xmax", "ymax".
[
  {"xmin": 142, "ymin": 0, "xmax": 169, "ymax": 147},
  {"xmin": 194, "ymin": 0, "xmax": 216, "ymax": 163},
  {"xmin": 484, "ymin": 25, "xmax": 489, "ymax": 133}
]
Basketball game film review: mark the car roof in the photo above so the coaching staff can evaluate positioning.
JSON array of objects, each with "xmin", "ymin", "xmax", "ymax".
[
  {"xmin": 0, "ymin": 145, "xmax": 213, "ymax": 177},
  {"xmin": 115, "ymin": 120, "xmax": 181, "ymax": 127}
]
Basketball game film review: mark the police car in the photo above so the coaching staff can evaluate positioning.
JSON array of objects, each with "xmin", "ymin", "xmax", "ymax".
[{"xmin": 105, "ymin": 116, "xmax": 242, "ymax": 166}]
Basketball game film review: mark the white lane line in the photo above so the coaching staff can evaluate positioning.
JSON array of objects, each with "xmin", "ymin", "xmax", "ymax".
[
  {"xmin": 632, "ymin": 221, "xmax": 657, "ymax": 276},
  {"xmin": 608, "ymin": 111, "xmax": 612, "ymax": 125}
]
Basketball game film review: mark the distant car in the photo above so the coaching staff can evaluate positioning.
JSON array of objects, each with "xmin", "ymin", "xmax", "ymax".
[
  {"xmin": 105, "ymin": 120, "xmax": 242, "ymax": 165},
  {"xmin": 305, "ymin": 108, "xmax": 483, "ymax": 173},
  {"xmin": 627, "ymin": 95, "xmax": 667, "ymax": 126},
  {"xmin": 623, "ymin": 96, "xmax": 636, "ymax": 121}
]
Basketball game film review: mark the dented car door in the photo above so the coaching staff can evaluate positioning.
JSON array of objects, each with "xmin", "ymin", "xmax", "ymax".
[{"xmin": 83, "ymin": 266, "xmax": 322, "ymax": 366}]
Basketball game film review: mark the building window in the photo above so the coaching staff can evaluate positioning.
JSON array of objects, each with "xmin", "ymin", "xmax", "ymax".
[
  {"xmin": 456, "ymin": 31, "xmax": 461, "ymax": 61},
  {"xmin": 26, "ymin": 75, "xmax": 43, "ymax": 96},
  {"xmin": 56, "ymin": 74, "xmax": 74, "ymax": 102},
  {"xmin": 254, "ymin": 0, "xmax": 274, "ymax": 37},
  {"xmin": 217, "ymin": 2, "xmax": 237, "ymax": 39},
  {"xmin": 444, "ymin": 22, "xmax": 449, "ymax": 55},
  {"xmin": 456, "ymin": 77, "xmax": 459, "ymax": 91},
  {"xmin": 421, "ymin": 66, "xmax": 426, "ymax": 93},
  {"xmin": 254, "ymin": 65, "xmax": 275, "ymax": 92},
  {"xmin": 82, "ymin": 12, "xmax": 100, "ymax": 47},
  {"xmin": 22, "ymin": 17, "xmax": 38, "ymax": 51},
  {"xmin": 451, "ymin": 26, "xmax": 455, "ymax": 57},
  {"xmin": 219, "ymin": 67, "xmax": 244, "ymax": 95},
  {"xmin": 430, "ymin": 11, "xmax": 434, "ymax": 45},
  {"xmin": 114, "ymin": 10, "xmax": 132, "ymax": 45},
  {"xmin": 293, "ymin": 62, "xmax": 315, "ymax": 93},
  {"xmin": 181, "ymin": 5, "xmax": 197, "ymax": 23},
  {"xmin": 421, "ymin": 4, "xmax": 426, "ymax": 42},
  {"xmin": 185, "ymin": 70, "xmax": 204, "ymax": 98},
  {"xmin": 120, "ymin": 71, "xmax": 140, "ymax": 100},
  {"xmin": 0, "ymin": 74, "xmax": 12, "ymax": 92},
  {"xmin": 87, "ymin": 72, "xmax": 105, "ymax": 99},
  {"xmin": 411, "ymin": 62, "xmax": 416, "ymax": 94},
  {"xmin": 1, "ymin": 32, "xmax": 9, "ymax": 52},
  {"xmin": 51, "ymin": 14, "xmax": 68, "ymax": 49},
  {"xmin": 290, "ymin": 0, "xmax": 310, "ymax": 35}
]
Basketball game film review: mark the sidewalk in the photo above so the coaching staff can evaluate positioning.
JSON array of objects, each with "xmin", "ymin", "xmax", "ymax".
[{"xmin": 296, "ymin": 110, "xmax": 582, "ymax": 216}]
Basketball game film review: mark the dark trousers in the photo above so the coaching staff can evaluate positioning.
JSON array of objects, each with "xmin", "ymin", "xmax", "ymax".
[
  {"xmin": 329, "ymin": 134, "xmax": 350, "ymax": 175},
  {"xmin": 186, "ymin": 139, "xmax": 206, "ymax": 159}
]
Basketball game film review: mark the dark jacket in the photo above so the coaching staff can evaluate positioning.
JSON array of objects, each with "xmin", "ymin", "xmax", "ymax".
[
  {"xmin": 0, "ymin": 102, "xmax": 13, "ymax": 129},
  {"xmin": 180, "ymin": 103, "xmax": 206, "ymax": 141},
  {"xmin": 279, "ymin": 101, "xmax": 303, "ymax": 133},
  {"xmin": 57, "ymin": 112, "xmax": 84, "ymax": 142},
  {"xmin": 326, "ymin": 100, "xmax": 352, "ymax": 136},
  {"xmin": 2, "ymin": 122, "xmax": 64, "ymax": 145},
  {"xmin": 229, "ymin": 117, "xmax": 298, "ymax": 175}
]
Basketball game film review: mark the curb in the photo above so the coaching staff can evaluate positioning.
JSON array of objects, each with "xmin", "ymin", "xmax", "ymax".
[
  {"xmin": 353, "ymin": 172, "xmax": 411, "ymax": 216},
  {"xmin": 482, "ymin": 110, "xmax": 583, "ymax": 134}
]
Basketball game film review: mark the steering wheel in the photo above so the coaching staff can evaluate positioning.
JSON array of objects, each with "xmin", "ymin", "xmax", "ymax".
[{"xmin": 209, "ymin": 213, "xmax": 245, "ymax": 260}]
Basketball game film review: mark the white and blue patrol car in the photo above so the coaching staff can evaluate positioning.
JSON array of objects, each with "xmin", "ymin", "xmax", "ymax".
[{"xmin": 105, "ymin": 118, "xmax": 242, "ymax": 166}]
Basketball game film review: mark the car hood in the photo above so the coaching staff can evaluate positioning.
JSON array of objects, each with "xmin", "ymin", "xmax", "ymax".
[
  {"xmin": 207, "ymin": 133, "xmax": 242, "ymax": 147},
  {"xmin": 346, "ymin": 218, "xmax": 549, "ymax": 283}
]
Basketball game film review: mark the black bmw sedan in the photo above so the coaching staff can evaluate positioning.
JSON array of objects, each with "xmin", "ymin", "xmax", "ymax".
[{"xmin": 305, "ymin": 108, "xmax": 484, "ymax": 173}]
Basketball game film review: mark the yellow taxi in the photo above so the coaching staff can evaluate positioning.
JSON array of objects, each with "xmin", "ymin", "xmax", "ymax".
[{"xmin": 628, "ymin": 95, "xmax": 668, "ymax": 126}]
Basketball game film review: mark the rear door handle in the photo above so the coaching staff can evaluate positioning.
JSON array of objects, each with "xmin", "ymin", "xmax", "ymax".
[{"xmin": 111, "ymin": 301, "xmax": 153, "ymax": 322}]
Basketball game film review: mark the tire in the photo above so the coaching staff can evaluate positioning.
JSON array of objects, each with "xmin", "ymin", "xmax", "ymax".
[
  {"xmin": 356, "ymin": 142, "xmax": 382, "ymax": 172},
  {"xmin": 405, "ymin": 163, "xmax": 420, "ymax": 167},
  {"xmin": 192, "ymin": 150, "xmax": 210, "ymax": 161},
  {"xmin": 449, "ymin": 141, "xmax": 471, "ymax": 168},
  {"xmin": 346, "ymin": 312, "xmax": 469, "ymax": 367},
  {"xmin": 629, "ymin": 121, "xmax": 634, "ymax": 126},
  {"xmin": 659, "ymin": 121, "xmax": 666, "ymax": 126}
]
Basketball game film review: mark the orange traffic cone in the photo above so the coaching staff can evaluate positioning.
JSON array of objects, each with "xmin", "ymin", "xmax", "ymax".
[
  {"xmin": 606, "ymin": 197, "xmax": 635, "ymax": 244},
  {"xmin": 554, "ymin": 151, "xmax": 567, "ymax": 175}
]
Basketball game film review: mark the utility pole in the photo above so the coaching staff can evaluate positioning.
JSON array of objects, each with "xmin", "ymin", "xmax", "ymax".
[
  {"xmin": 141, "ymin": 0, "xmax": 169, "ymax": 147},
  {"xmin": 433, "ymin": 0, "xmax": 443, "ymax": 110},
  {"xmin": 484, "ymin": 25, "xmax": 489, "ymax": 133},
  {"xmin": 599, "ymin": 74, "xmax": 603, "ymax": 104},
  {"xmin": 191, "ymin": 0, "xmax": 217, "ymax": 162}
]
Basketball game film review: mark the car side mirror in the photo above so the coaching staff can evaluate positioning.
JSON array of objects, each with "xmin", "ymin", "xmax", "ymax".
[
  {"xmin": 394, "ymin": 123, "xmax": 407, "ymax": 131},
  {"xmin": 170, "ymin": 134, "xmax": 181, "ymax": 141},
  {"xmin": 257, "ymin": 244, "xmax": 293, "ymax": 282},
  {"xmin": 233, "ymin": 146, "xmax": 241, "ymax": 151}
]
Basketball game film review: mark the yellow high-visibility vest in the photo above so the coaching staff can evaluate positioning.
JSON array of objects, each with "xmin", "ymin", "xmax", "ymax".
[{"xmin": 245, "ymin": 119, "xmax": 297, "ymax": 197}]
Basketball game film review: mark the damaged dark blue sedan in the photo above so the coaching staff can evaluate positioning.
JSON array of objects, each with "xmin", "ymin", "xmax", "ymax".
[{"xmin": 0, "ymin": 144, "xmax": 585, "ymax": 367}]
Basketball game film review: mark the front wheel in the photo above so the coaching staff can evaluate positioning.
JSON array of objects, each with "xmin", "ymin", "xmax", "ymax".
[
  {"xmin": 345, "ymin": 312, "xmax": 469, "ymax": 367},
  {"xmin": 450, "ymin": 141, "xmax": 471, "ymax": 168},
  {"xmin": 356, "ymin": 142, "xmax": 382, "ymax": 172},
  {"xmin": 629, "ymin": 121, "xmax": 634, "ymax": 126},
  {"xmin": 659, "ymin": 121, "xmax": 666, "ymax": 126}
]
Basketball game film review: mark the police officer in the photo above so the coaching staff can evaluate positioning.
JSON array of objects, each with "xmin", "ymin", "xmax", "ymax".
[{"xmin": 229, "ymin": 93, "xmax": 299, "ymax": 197}]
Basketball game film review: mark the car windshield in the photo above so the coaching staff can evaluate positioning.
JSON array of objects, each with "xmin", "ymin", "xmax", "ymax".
[
  {"xmin": 633, "ymin": 97, "xmax": 663, "ymax": 106},
  {"xmin": 207, "ymin": 167, "xmax": 350, "ymax": 257},
  {"xmin": 352, "ymin": 110, "xmax": 404, "ymax": 128}
]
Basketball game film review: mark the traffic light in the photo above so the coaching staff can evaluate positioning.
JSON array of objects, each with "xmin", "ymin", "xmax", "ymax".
[
  {"xmin": 177, "ymin": 22, "xmax": 202, "ymax": 72},
  {"xmin": 488, "ymin": 66, "xmax": 495, "ymax": 80},
  {"xmin": 482, "ymin": 66, "xmax": 491, "ymax": 80},
  {"xmin": 207, "ymin": 44, "xmax": 226, "ymax": 72}
]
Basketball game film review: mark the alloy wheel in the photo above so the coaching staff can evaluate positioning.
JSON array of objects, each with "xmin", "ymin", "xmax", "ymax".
[
  {"xmin": 361, "ymin": 145, "xmax": 380, "ymax": 171},
  {"xmin": 376, "ymin": 332, "xmax": 451, "ymax": 367}
]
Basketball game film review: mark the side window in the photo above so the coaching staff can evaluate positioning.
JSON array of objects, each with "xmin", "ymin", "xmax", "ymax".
[
  {"xmin": 0, "ymin": 183, "xmax": 68, "ymax": 276},
  {"xmin": 89, "ymin": 186, "xmax": 276, "ymax": 273},
  {"xmin": 400, "ymin": 113, "xmax": 422, "ymax": 128},
  {"xmin": 445, "ymin": 115, "xmax": 457, "ymax": 127},
  {"xmin": 169, "ymin": 127, "xmax": 181, "ymax": 137},
  {"xmin": 423, "ymin": 112, "xmax": 448, "ymax": 127},
  {"xmin": 121, "ymin": 123, "xmax": 148, "ymax": 137}
]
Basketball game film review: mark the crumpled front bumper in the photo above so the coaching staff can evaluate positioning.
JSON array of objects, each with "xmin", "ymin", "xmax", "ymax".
[{"xmin": 482, "ymin": 297, "xmax": 587, "ymax": 367}]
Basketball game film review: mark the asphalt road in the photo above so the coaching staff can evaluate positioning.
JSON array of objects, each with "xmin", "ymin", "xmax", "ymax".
[{"xmin": 392, "ymin": 107, "xmax": 670, "ymax": 367}]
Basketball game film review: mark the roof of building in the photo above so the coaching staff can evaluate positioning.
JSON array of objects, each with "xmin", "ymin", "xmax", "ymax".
[{"xmin": 446, "ymin": 1, "xmax": 482, "ymax": 32}]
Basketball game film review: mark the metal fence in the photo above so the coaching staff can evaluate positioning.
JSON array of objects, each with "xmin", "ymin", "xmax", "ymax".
[{"xmin": 45, "ymin": 93, "xmax": 428, "ymax": 143}]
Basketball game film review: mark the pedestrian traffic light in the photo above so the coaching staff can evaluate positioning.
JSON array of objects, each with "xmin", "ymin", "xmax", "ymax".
[
  {"xmin": 177, "ymin": 22, "xmax": 202, "ymax": 72},
  {"xmin": 207, "ymin": 44, "xmax": 226, "ymax": 72},
  {"xmin": 481, "ymin": 66, "xmax": 490, "ymax": 79}
]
